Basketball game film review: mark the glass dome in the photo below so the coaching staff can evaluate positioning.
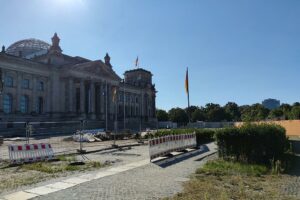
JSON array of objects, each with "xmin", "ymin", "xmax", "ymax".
[{"xmin": 6, "ymin": 38, "xmax": 50, "ymax": 58}]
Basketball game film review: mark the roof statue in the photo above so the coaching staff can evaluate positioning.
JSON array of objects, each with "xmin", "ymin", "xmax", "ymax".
[{"xmin": 49, "ymin": 33, "xmax": 62, "ymax": 55}]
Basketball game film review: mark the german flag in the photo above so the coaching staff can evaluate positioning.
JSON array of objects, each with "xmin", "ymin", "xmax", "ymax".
[{"xmin": 185, "ymin": 67, "xmax": 189, "ymax": 94}]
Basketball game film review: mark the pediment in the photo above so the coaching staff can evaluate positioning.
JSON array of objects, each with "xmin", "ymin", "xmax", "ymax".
[{"xmin": 70, "ymin": 60, "xmax": 121, "ymax": 81}]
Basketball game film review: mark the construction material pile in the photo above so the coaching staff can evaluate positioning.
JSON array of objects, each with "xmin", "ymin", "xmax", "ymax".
[{"xmin": 73, "ymin": 129, "xmax": 108, "ymax": 142}]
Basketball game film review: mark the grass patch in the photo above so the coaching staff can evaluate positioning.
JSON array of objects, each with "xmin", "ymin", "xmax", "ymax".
[
  {"xmin": 56, "ymin": 154, "xmax": 76, "ymax": 162},
  {"xmin": 166, "ymin": 159, "xmax": 298, "ymax": 200},
  {"xmin": 197, "ymin": 159, "xmax": 269, "ymax": 176},
  {"xmin": 0, "ymin": 155, "xmax": 108, "ymax": 193},
  {"xmin": 21, "ymin": 159, "xmax": 105, "ymax": 174},
  {"xmin": 89, "ymin": 161, "xmax": 102, "ymax": 168},
  {"xmin": 22, "ymin": 162, "xmax": 65, "ymax": 174}
]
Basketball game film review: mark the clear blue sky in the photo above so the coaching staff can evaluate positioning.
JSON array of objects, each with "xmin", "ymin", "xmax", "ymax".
[{"xmin": 0, "ymin": 0, "xmax": 299, "ymax": 110}]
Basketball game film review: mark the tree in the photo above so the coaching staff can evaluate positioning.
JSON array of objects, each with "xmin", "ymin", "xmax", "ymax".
[
  {"xmin": 293, "ymin": 102, "xmax": 300, "ymax": 107},
  {"xmin": 185, "ymin": 105, "xmax": 198, "ymax": 121},
  {"xmin": 280, "ymin": 104, "xmax": 292, "ymax": 119},
  {"xmin": 156, "ymin": 109, "xmax": 169, "ymax": 121},
  {"xmin": 224, "ymin": 102, "xmax": 241, "ymax": 121},
  {"xmin": 191, "ymin": 107, "xmax": 206, "ymax": 122},
  {"xmin": 268, "ymin": 108, "xmax": 283, "ymax": 120},
  {"xmin": 289, "ymin": 106, "xmax": 300, "ymax": 120},
  {"xmin": 204, "ymin": 103, "xmax": 226, "ymax": 122},
  {"xmin": 241, "ymin": 103, "xmax": 270, "ymax": 122},
  {"xmin": 168, "ymin": 107, "xmax": 189, "ymax": 125}
]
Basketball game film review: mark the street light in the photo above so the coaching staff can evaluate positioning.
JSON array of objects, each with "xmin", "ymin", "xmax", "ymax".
[
  {"xmin": 0, "ymin": 68, "xmax": 3, "ymax": 94},
  {"xmin": 123, "ymin": 78, "xmax": 126, "ymax": 131}
]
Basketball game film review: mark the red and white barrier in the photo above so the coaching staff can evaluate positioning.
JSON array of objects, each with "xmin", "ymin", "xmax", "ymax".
[
  {"xmin": 8, "ymin": 143, "xmax": 54, "ymax": 164},
  {"xmin": 149, "ymin": 133, "xmax": 197, "ymax": 160}
]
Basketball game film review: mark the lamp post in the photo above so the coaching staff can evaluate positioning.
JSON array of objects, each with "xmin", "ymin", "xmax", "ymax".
[
  {"xmin": 105, "ymin": 80, "xmax": 108, "ymax": 131},
  {"xmin": 0, "ymin": 68, "xmax": 3, "ymax": 95},
  {"xmin": 123, "ymin": 78, "xmax": 126, "ymax": 131}
]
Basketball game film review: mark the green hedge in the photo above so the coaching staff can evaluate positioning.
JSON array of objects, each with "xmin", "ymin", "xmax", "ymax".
[
  {"xmin": 215, "ymin": 123, "xmax": 288, "ymax": 164},
  {"xmin": 145, "ymin": 128, "xmax": 216, "ymax": 146}
]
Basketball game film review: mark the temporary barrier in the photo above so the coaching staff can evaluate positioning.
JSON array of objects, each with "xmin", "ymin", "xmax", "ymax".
[
  {"xmin": 149, "ymin": 133, "xmax": 197, "ymax": 160},
  {"xmin": 8, "ymin": 143, "xmax": 54, "ymax": 164}
]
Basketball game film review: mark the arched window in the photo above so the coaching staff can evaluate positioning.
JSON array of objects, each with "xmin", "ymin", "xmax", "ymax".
[
  {"xmin": 37, "ymin": 97, "xmax": 43, "ymax": 114},
  {"xmin": 4, "ymin": 76, "xmax": 13, "ymax": 87},
  {"xmin": 3, "ymin": 94, "xmax": 12, "ymax": 113},
  {"xmin": 20, "ymin": 95, "xmax": 29, "ymax": 113},
  {"xmin": 38, "ymin": 81, "xmax": 44, "ymax": 91}
]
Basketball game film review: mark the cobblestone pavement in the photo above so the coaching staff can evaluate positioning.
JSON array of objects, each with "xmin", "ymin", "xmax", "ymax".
[{"xmin": 33, "ymin": 143, "xmax": 217, "ymax": 200}]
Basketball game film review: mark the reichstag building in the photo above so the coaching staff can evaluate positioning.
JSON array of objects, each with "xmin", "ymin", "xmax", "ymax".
[{"xmin": 0, "ymin": 33, "xmax": 157, "ymax": 130}]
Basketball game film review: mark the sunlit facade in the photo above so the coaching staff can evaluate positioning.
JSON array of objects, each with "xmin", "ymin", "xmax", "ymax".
[{"xmin": 0, "ymin": 33, "xmax": 157, "ymax": 130}]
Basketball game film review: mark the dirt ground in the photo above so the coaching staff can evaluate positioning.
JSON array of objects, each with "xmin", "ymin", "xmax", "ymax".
[
  {"xmin": 0, "ymin": 143, "xmax": 150, "ymax": 195},
  {"xmin": 0, "ymin": 135, "xmax": 141, "ymax": 160}
]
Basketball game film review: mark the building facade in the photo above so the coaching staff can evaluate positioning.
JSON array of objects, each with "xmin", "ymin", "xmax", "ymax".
[{"xmin": 0, "ymin": 33, "xmax": 157, "ymax": 131}]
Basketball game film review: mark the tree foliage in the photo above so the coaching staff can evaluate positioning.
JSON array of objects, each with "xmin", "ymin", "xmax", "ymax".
[
  {"xmin": 168, "ymin": 107, "xmax": 189, "ymax": 125},
  {"xmin": 163, "ymin": 102, "xmax": 300, "ymax": 123},
  {"xmin": 156, "ymin": 109, "xmax": 169, "ymax": 121}
]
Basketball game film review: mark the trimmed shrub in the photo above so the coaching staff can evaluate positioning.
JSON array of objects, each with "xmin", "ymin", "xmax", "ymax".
[
  {"xmin": 194, "ymin": 129, "xmax": 215, "ymax": 145},
  {"xmin": 215, "ymin": 123, "xmax": 288, "ymax": 165}
]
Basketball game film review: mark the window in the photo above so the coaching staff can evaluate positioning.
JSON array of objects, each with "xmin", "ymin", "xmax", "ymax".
[
  {"xmin": 118, "ymin": 93, "xmax": 122, "ymax": 102},
  {"xmin": 3, "ymin": 94, "xmax": 12, "ymax": 113},
  {"xmin": 20, "ymin": 95, "xmax": 29, "ymax": 113},
  {"xmin": 38, "ymin": 81, "xmax": 44, "ymax": 91},
  {"xmin": 136, "ymin": 107, "xmax": 139, "ymax": 115},
  {"xmin": 36, "ymin": 97, "xmax": 43, "ymax": 114},
  {"xmin": 4, "ymin": 76, "xmax": 13, "ymax": 87},
  {"xmin": 126, "ymin": 95, "xmax": 130, "ymax": 103},
  {"xmin": 22, "ymin": 79, "xmax": 29, "ymax": 89},
  {"xmin": 136, "ymin": 97, "xmax": 139, "ymax": 103}
]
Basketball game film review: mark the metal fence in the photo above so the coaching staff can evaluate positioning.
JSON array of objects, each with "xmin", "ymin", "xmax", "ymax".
[{"xmin": 0, "ymin": 121, "xmax": 140, "ymax": 161}]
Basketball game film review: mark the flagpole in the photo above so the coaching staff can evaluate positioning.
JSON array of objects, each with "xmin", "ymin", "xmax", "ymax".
[
  {"xmin": 186, "ymin": 67, "xmax": 191, "ymax": 123},
  {"xmin": 123, "ymin": 78, "xmax": 126, "ymax": 130}
]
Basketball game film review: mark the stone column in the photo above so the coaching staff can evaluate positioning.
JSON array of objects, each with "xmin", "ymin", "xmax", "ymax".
[
  {"xmin": 99, "ymin": 81, "xmax": 104, "ymax": 114},
  {"xmin": 90, "ymin": 81, "xmax": 96, "ymax": 119},
  {"xmin": 46, "ymin": 78, "xmax": 51, "ymax": 113},
  {"xmin": 68, "ymin": 78, "xmax": 74, "ymax": 112},
  {"xmin": 0, "ymin": 70, "xmax": 4, "ymax": 114},
  {"xmin": 80, "ymin": 79, "xmax": 85, "ymax": 116},
  {"xmin": 15, "ymin": 72, "xmax": 22, "ymax": 113},
  {"xmin": 107, "ymin": 83, "xmax": 111, "ymax": 119},
  {"xmin": 60, "ymin": 80, "xmax": 66, "ymax": 112},
  {"xmin": 32, "ymin": 76, "xmax": 37, "ymax": 113}
]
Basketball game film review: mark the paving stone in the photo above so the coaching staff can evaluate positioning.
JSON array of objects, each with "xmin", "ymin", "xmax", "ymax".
[
  {"xmin": 25, "ymin": 186, "xmax": 61, "ymax": 196},
  {"xmin": 62, "ymin": 177, "xmax": 89, "ymax": 185},
  {"xmin": 33, "ymin": 143, "xmax": 218, "ymax": 200},
  {"xmin": 46, "ymin": 182, "xmax": 76, "ymax": 190},
  {"xmin": 3, "ymin": 191, "xmax": 39, "ymax": 200}
]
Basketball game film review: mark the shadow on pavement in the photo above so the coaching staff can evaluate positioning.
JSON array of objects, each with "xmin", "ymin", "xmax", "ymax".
[
  {"xmin": 287, "ymin": 140, "xmax": 300, "ymax": 176},
  {"xmin": 152, "ymin": 144, "xmax": 210, "ymax": 168}
]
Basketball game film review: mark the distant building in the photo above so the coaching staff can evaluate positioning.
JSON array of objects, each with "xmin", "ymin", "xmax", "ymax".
[{"xmin": 262, "ymin": 98, "xmax": 280, "ymax": 110}]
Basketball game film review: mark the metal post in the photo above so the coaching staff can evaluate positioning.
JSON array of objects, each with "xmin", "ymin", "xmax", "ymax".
[
  {"xmin": 123, "ymin": 79, "xmax": 126, "ymax": 130},
  {"xmin": 25, "ymin": 122, "xmax": 32, "ymax": 144},
  {"xmin": 113, "ymin": 100, "xmax": 117, "ymax": 147},
  {"xmin": 105, "ymin": 80, "xmax": 108, "ymax": 131},
  {"xmin": 78, "ymin": 120, "xmax": 86, "ymax": 153}
]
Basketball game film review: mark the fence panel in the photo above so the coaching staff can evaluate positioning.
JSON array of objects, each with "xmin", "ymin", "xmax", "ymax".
[{"xmin": 149, "ymin": 133, "xmax": 197, "ymax": 160}]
